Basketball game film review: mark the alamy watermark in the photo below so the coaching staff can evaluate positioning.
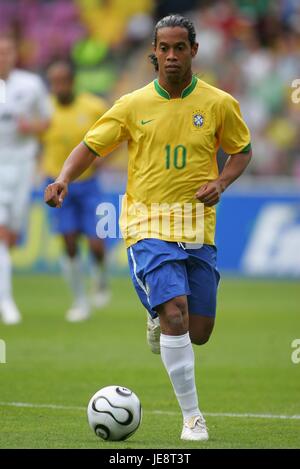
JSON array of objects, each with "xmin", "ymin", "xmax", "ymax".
[
  {"xmin": 291, "ymin": 339, "xmax": 300, "ymax": 364},
  {"xmin": 0, "ymin": 79, "xmax": 5, "ymax": 103},
  {"xmin": 0, "ymin": 339, "xmax": 6, "ymax": 364},
  {"xmin": 291, "ymin": 79, "xmax": 300, "ymax": 104},
  {"xmin": 95, "ymin": 195, "xmax": 205, "ymax": 247}
]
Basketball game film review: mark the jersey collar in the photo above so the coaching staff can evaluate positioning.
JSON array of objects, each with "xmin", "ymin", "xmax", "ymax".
[{"xmin": 154, "ymin": 75, "xmax": 198, "ymax": 100}]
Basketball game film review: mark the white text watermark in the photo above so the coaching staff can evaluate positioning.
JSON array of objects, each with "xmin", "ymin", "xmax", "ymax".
[
  {"xmin": 291, "ymin": 339, "xmax": 300, "ymax": 365},
  {"xmin": 291, "ymin": 79, "xmax": 300, "ymax": 104},
  {"xmin": 291, "ymin": 339, "xmax": 300, "ymax": 364},
  {"xmin": 96, "ymin": 195, "xmax": 205, "ymax": 247}
]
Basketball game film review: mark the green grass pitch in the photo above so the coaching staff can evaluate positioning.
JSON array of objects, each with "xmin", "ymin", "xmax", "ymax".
[{"xmin": 0, "ymin": 274, "xmax": 299, "ymax": 449}]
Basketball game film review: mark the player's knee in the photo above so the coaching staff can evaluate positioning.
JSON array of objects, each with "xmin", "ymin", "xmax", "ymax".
[
  {"xmin": 167, "ymin": 298, "xmax": 188, "ymax": 324},
  {"xmin": 172, "ymin": 296, "xmax": 188, "ymax": 315},
  {"xmin": 157, "ymin": 296, "xmax": 188, "ymax": 334},
  {"xmin": 63, "ymin": 240, "xmax": 78, "ymax": 258},
  {"xmin": 89, "ymin": 239, "xmax": 105, "ymax": 260},
  {"xmin": 165, "ymin": 309, "xmax": 185, "ymax": 329},
  {"xmin": 65, "ymin": 245, "xmax": 78, "ymax": 258},
  {"xmin": 63, "ymin": 233, "xmax": 79, "ymax": 258},
  {"xmin": 157, "ymin": 305, "xmax": 185, "ymax": 331},
  {"xmin": 90, "ymin": 246, "xmax": 105, "ymax": 263}
]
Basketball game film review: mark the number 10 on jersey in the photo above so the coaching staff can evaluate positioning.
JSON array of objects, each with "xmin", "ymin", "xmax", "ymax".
[{"xmin": 165, "ymin": 145, "xmax": 187, "ymax": 169}]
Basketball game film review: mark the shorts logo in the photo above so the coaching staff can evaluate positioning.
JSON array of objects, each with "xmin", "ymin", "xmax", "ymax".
[{"xmin": 192, "ymin": 110, "xmax": 205, "ymax": 129}]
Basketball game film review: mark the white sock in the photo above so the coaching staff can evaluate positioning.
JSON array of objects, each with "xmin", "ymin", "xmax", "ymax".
[
  {"xmin": 61, "ymin": 256, "xmax": 87, "ymax": 306},
  {"xmin": 160, "ymin": 332, "xmax": 200, "ymax": 420},
  {"xmin": 0, "ymin": 241, "xmax": 12, "ymax": 302}
]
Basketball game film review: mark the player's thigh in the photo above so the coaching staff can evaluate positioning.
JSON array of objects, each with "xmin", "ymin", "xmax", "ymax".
[
  {"xmin": 187, "ymin": 259, "xmax": 220, "ymax": 345},
  {"xmin": 127, "ymin": 246, "xmax": 156, "ymax": 317},
  {"xmin": 128, "ymin": 244, "xmax": 190, "ymax": 318}
]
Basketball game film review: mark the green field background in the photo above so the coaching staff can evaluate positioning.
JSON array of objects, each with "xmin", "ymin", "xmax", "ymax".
[{"xmin": 0, "ymin": 275, "xmax": 299, "ymax": 449}]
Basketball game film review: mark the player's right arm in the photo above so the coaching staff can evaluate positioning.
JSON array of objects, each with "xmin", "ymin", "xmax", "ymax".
[
  {"xmin": 44, "ymin": 142, "xmax": 96, "ymax": 208},
  {"xmin": 45, "ymin": 94, "xmax": 129, "ymax": 208}
]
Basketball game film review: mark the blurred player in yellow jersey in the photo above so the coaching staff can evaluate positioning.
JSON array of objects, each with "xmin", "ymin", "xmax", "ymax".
[
  {"xmin": 43, "ymin": 61, "xmax": 110, "ymax": 322},
  {"xmin": 45, "ymin": 16, "xmax": 252, "ymax": 440}
]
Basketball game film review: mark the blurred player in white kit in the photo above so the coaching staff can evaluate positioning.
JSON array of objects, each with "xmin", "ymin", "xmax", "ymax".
[{"xmin": 0, "ymin": 34, "xmax": 51, "ymax": 324}]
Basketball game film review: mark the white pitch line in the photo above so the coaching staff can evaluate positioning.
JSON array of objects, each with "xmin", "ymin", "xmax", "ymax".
[
  {"xmin": 151, "ymin": 410, "xmax": 300, "ymax": 420},
  {"xmin": 0, "ymin": 401, "xmax": 84, "ymax": 411},
  {"xmin": 205, "ymin": 412, "xmax": 300, "ymax": 420},
  {"xmin": 0, "ymin": 401, "xmax": 300, "ymax": 421}
]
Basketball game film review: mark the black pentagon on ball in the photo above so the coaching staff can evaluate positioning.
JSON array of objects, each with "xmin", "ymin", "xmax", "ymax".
[
  {"xmin": 116, "ymin": 387, "xmax": 132, "ymax": 397},
  {"xmin": 95, "ymin": 424, "xmax": 110, "ymax": 440}
]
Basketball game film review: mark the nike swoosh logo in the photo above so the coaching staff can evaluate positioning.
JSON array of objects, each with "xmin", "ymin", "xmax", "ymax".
[{"xmin": 141, "ymin": 119, "xmax": 155, "ymax": 125}]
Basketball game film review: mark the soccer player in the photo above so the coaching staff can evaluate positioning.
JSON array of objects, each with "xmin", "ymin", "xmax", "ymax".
[
  {"xmin": 0, "ymin": 34, "xmax": 51, "ymax": 325},
  {"xmin": 44, "ymin": 15, "xmax": 252, "ymax": 440},
  {"xmin": 43, "ymin": 61, "xmax": 110, "ymax": 322}
]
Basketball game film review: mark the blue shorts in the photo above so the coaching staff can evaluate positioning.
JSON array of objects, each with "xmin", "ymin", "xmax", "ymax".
[
  {"xmin": 127, "ymin": 239, "xmax": 220, "ymax": 318},
  {"xmin": 46, "ymin": 177, "xmax": 101, "ymax": 238}
]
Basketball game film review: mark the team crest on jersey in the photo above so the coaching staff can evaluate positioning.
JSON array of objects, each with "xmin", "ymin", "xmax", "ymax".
[{"xmin": 192, "ymin": 110, "xmax": 205, "ymax": 129}]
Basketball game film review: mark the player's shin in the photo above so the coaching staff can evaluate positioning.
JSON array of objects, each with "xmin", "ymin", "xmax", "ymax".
[
  {"xmin": 160, "ymin": 332, "xmax": 201, "ymax": 419},
  {"xmin": 90, "ymin": 258, "xmax": 110, "ymax": 308},
  {"xmin": 60, "ymin": 255, "xmax": 90, "ymax": 320},
  {"xmin": 90, "ymin": 256, "xmax": 108, "ymax": 290},
  {"xmin": 0, "ymin": 241, "xmax": 21, "ymax": 324}
]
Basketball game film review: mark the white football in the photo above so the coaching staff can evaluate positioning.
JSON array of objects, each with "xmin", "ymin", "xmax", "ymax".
[{"xmin": 87, "ymin": 385, "xmax": 142, "ymax": 441}]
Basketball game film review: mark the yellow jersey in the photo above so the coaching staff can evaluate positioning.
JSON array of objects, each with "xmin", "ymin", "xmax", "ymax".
[
  {"xmin": 43, "ymin": 93, "xmax": 107, "ymax": 181},
  {"xmin": 84, "ymin": 76, "xmax": 251, "ymax": 247}
]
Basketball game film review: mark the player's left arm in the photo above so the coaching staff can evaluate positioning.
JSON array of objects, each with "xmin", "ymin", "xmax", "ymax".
[
  {"xmin": 196, "ymin": 94, "xmax": 252, "ymax": 207},
  {"xmin": 195, "ymin": 148, "xmax": 252, "ymax": 207}
]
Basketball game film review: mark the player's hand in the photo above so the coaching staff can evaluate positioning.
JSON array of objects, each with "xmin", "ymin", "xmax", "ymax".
[
  {"xmin": 195, "ymin": 180, "xmax": 224, "ymax": 207},
  {"xmin": 44, "ymin": 181, "xmax": 68, "ymax": 208}
]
